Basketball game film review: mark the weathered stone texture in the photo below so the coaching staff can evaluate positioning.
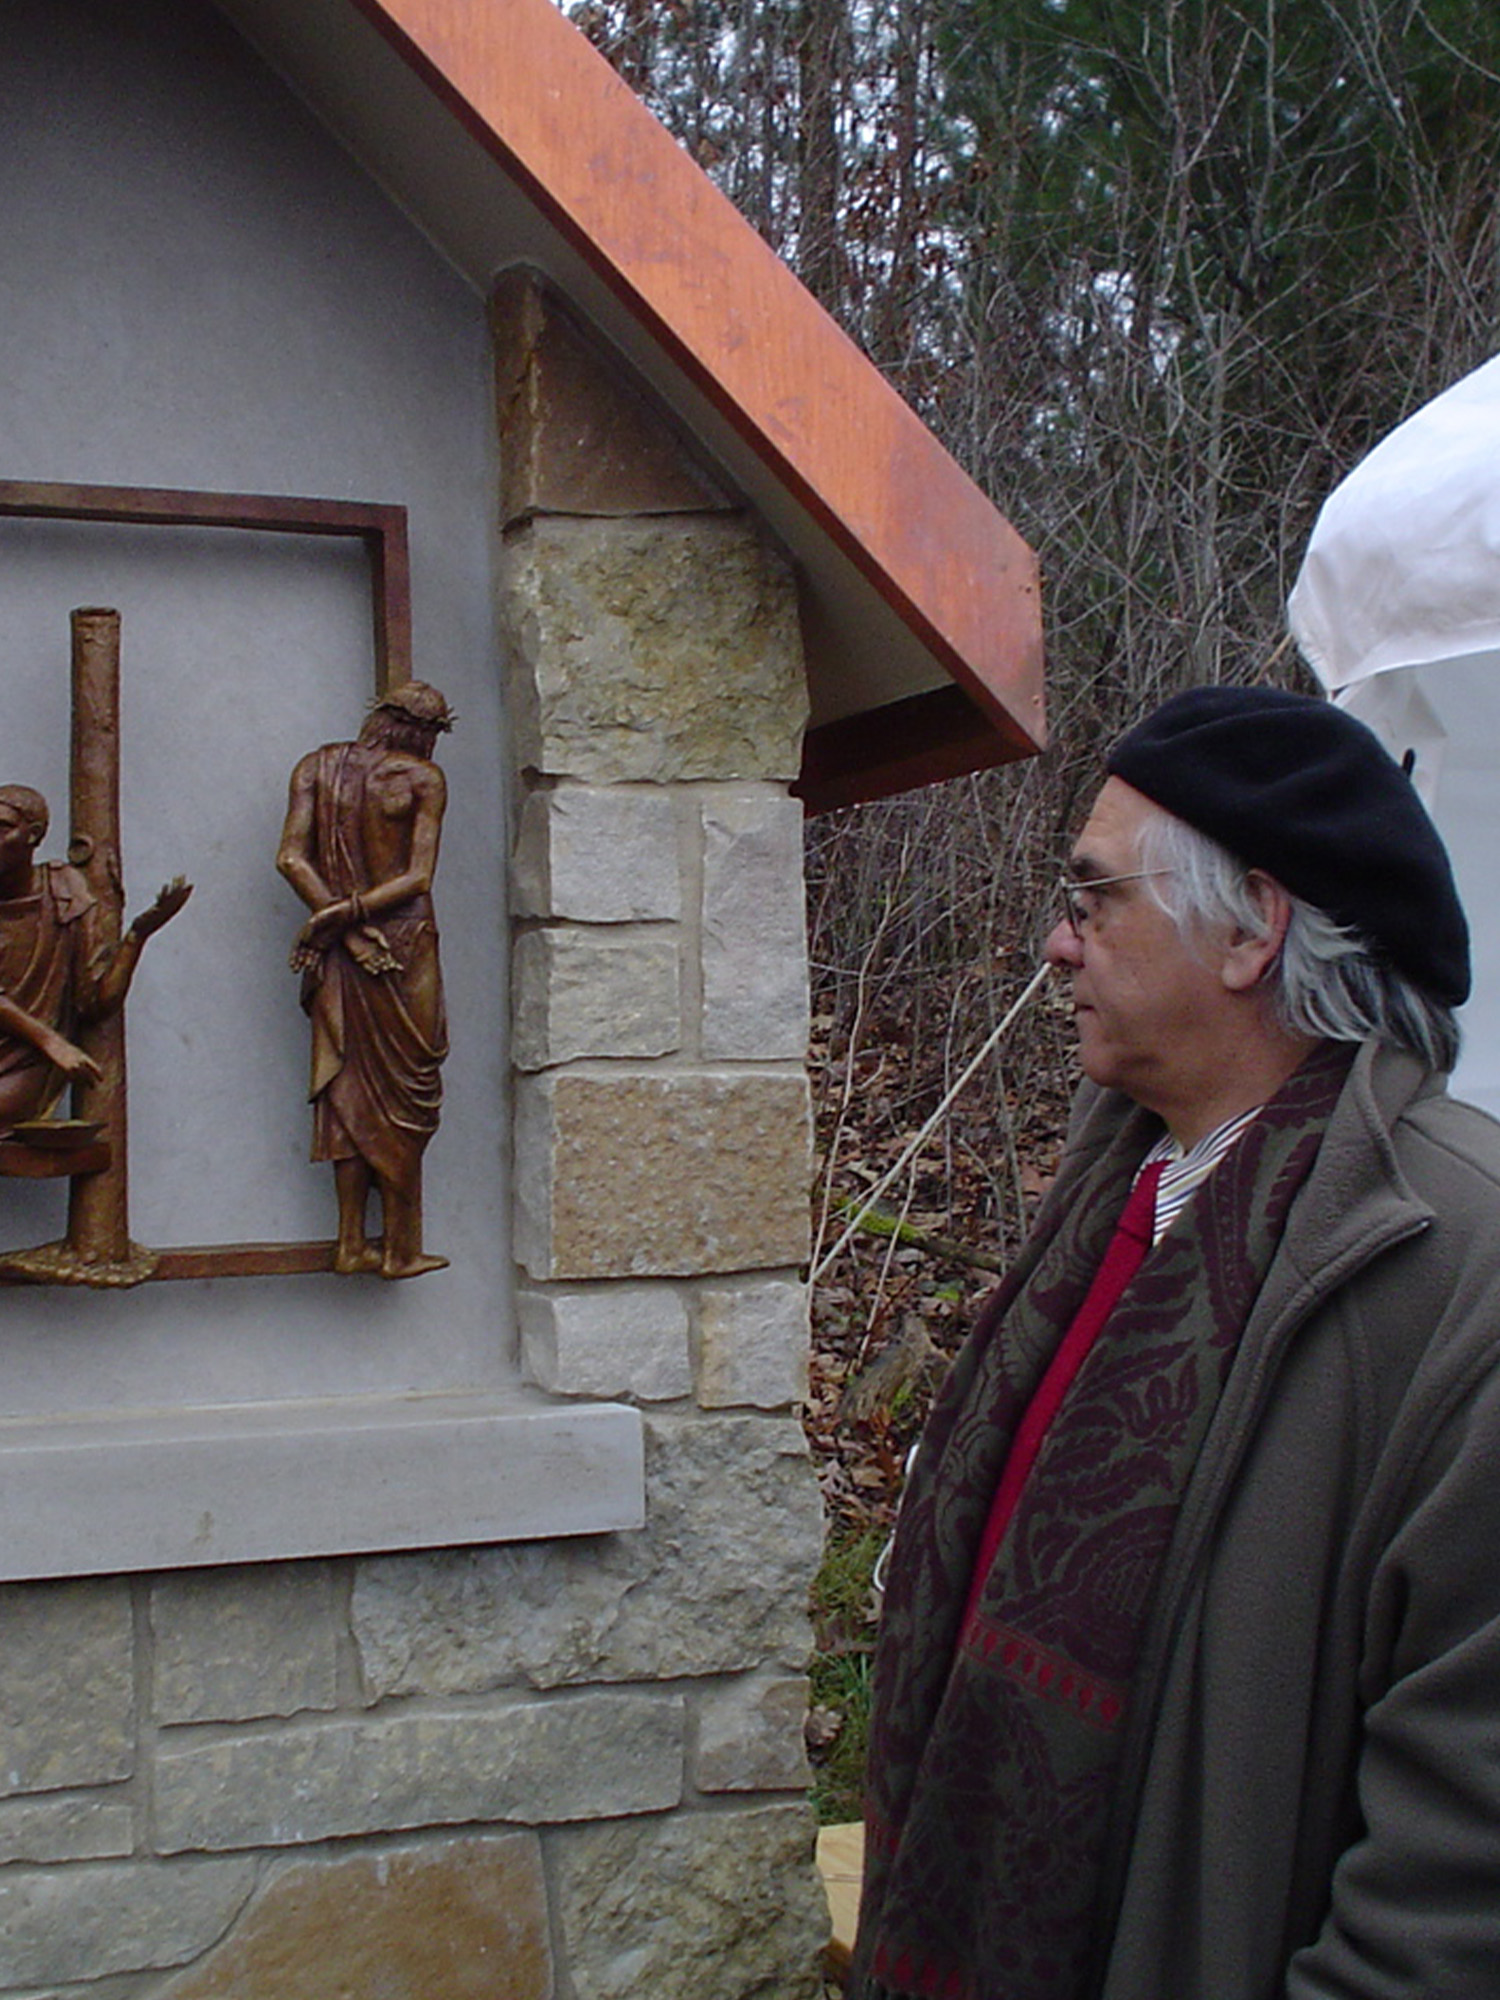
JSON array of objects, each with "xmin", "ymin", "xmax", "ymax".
[
  {"xmin": 502, "ymin": 517, "xmax": 807, "ymax": 784},
  {"xmin": 15, "ymin": 1977, "xmax": 141, "ymax": 2000},
  {"xmin": 697, "ymin": 1275, "xmax": 810, "ymax": 1409},
  {"xmin": 153, "ymin": 1690, "xmax": 683, "ymax": 1853},
  {"xmin": 693, "ymin": 1674, "xmax": 814, "ymax": 1794},
  {"xmin": 512, "ymin": 926, "xmax": 680, "ymax": 1070},
  {"xmin": 511, "ymin": 785, "xmax": 680, "ymax": 922},
  {"xmin": 0, "ymin": 1855, "xmax": 256, "ymax": 1987},
  {"xmin": 0, "ymin": 1790, "xmax": 133, "ymax": 1865},
  {"xmin": 151, "ymin": 1562, "xmax": 340, "ymax": 1724},
  {"xmin": 552, "ymin": 1803, "xmax": 827, "ymax": 2000},
  {"xmin": 520, "ymin": 1283, "xmax": 692, "ymax": 1401},
  {"xmin": 0, "ymin": 1578, "xmax": 133, "ymax": 1797},
  {"xmin": 495, "ymin": 270, "xmax": 731, "ymax": 526},
  {"xmin": 158, "ymin": 1833, "xmax": 553, "ymax": 2000},
  {"xmin": 514, "ymin": 1069, "xmax": 811, "ymax": 1280},
  {"xmin": 700, "ymin": 789, "xmax": 810, "ymax": 1059},
  {"xmin": 353, "ymin": 1415, "xmax": 820, "ymax": 1695}
]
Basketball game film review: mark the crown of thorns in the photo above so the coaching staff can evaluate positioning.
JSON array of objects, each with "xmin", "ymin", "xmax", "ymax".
[{"xmin": 370, "ymin": 681, "xmax": 455, "ymax": 731}]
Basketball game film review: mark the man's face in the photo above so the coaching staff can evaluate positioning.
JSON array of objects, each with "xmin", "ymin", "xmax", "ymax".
[
  {"xmin": 0, "ymin": 805, "xmax": 38, "ymax": 890},
  {"xmin": 1044, "ymin": 777, "xmax": 1233, "ymax": 1120}
]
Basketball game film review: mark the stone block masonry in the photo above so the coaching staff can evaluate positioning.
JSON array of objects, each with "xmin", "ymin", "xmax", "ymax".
[
  {"xmin": 352, "ymin": 1415, "xmax": 823, "ymax": 1693},
  {"xmin": 152, "ymin": 1689, "xmax": 685, "ymax": 1853},
  {"xmin": 0, "ymin": 1552, "xmax": 824, "ymax": 1996},
  {"xmin": 156, "ymin": 1836, "xmax": 553, "ymax": 2000},
  {"xmin": 500, "ymin": 515, "xmax": 807, "ymax": 785},
  {"xmin": 0, "ymin": 272, "xmax": 828, "ymax": 2000},
  {"xmin": 495, "ymin": 270, "xmax": 827, "ymax": 2000},
  {"xmin": 515, "ymin": 1066, "xmax": 812, "ymax": 1280}
]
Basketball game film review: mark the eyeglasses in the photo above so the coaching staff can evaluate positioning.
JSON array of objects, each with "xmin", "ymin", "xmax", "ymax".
[{"xmin": 1057, "ymin": 869, "xmax": 1172, "ymax": 938}]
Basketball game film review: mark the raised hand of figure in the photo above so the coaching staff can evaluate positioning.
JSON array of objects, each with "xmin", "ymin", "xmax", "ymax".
[{"xmin": 129, "ymin": 876, "xmax": 193, "ymax": 941}]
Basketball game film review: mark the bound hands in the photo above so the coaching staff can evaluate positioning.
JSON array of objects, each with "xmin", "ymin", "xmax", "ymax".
[{"xmin": 290, "ymin": 896, "xmax": 399, "ymax": 976}]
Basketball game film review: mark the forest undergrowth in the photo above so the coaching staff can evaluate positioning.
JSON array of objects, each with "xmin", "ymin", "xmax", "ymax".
[{"xmin": 801, "ymin": 776, "xmax": 1082, "ymax": 1823}]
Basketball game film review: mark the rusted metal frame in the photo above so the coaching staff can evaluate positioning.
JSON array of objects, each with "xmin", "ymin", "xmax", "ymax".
[
  {"xmin": 795, "ymin": 683, "xmax": 1019, "ymax": 815},
  {"xmin": 0, "ymin": 480, "xmax": 411, "ymax": 1282},
  {"xmin": 0, "ymin": 481, "xmax": 412, "ymax": 688},
  {"xmin": 152, "ymin": 1242, "xmax": 351, "ymax": 1280}
]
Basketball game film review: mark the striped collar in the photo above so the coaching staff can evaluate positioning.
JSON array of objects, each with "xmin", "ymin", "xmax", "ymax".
[{"xmin": 1137, "ymin": 1106, "xmax": 1263, "ymax": 1244}]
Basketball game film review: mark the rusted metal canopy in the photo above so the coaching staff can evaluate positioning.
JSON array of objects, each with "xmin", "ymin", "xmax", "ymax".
[{"xmin": 215, "ymin": 0, "xmax": 1045, "ymax": 806}]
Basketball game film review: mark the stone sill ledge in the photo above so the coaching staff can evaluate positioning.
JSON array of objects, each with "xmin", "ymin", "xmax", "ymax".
[{"xmin": 0, "ymin": 1391, "xmax": 645, "ymax": 1581}]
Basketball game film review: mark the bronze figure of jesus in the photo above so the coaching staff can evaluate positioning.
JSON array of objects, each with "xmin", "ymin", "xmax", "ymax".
[{"xmin": 277, "ymin": 682, "xmax": 453, "ymax": 1280}]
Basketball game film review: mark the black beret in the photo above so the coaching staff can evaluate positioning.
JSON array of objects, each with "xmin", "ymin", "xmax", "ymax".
[{"xmin": 1106, "ymin": 685, "xmax": 1470, "ymax": 1008}]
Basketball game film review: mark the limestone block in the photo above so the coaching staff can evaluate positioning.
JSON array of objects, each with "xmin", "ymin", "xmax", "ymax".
[
  {"xmin": 494, "ymin": 270, "xmax": 732, "ymax": 526},
  {"xmin": 700, "ymin": 789, "xmax": 810, "ymax": 1060},
  {"xmin": 16, "ymin": 1978, "xmax": 141, "ymax": 2000},
  {"xmin": 552, "ymin": 1802, "xmax": 827, "ymax": 2000},
  {"xmin": 511, "ymin": 785, "xmax": 680, "ymax": 921},
  {"xmin": 0, "ymin": 1578, "xmax": 133, "ymax": 1796},
  {"xmin": 0, "ymin": 1854, "xmax": 256, "ymax": 1986},
  {"xmin": 0, "ymin": 1791, "xmax": 133, "ymax": 1864},
  {"xmin": 520, "ymin": 1283, "xmax": 692, "ymax": 1400},
  {"xmin": 158, "ymin": 1832, "xmax": 552, "ymax": 2000},
  {"xmin": 0, "ymin": 1396, "xmax": 643, "ymax": 1577},
  {"xmin": 502, "ymin": 517, "xmax": 807, "ymax": 784},
  {"xmin": 693, "ymin": 1674, "xmax": 814, "ymax": 1793},
  {"xmin": 353, "ymin": 1414, "xmax": 821, "ymax": 1695},
  {"xmin": 151, "ymin": 1561, "xmax": 339, "ymax": 1724},
  {"xmin": 153, "ymin": 1689, "xmax": 683, "ymax": 1853},
  {"xmin": 513, "ymin": 926, "xmax": 680, "ymax": 1070},
  {"xmin": 697, "ymin": 1275, "xmax": 810, "ymax": 1409},
  {"xmin": 514, "ymin": 1069, "xmax": 811, "ymax": 1280}
]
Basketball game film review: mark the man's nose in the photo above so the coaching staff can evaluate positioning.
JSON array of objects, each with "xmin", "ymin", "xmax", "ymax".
[{"xmin": 1044, "ymin": 918, "xmax": 1082, "ymax": 969}]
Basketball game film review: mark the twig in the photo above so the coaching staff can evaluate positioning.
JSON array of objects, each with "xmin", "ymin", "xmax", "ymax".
[
  {"xmin": 811, "ymin": 960, "xmax": 1053, "ymax": 1285},
  {"xmin": 830, "ymin": 1196, "xmax": 1006, "ymax": 1274},
  {"xmin": 809, "ymin": 837, "xmax": 910, "ymax": 1276},
  {"xmin": 865, "ymin": 1164, "xmax": 919, "ymax": 1339}
]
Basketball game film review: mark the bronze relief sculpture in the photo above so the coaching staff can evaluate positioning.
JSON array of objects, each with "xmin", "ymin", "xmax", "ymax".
[
  {"xmin": 0, "ymin": 784, "xmax": 190, "ymax": 1136},
  {"xmin": 278, "ymin": 682, "xmax": 452, "ymax": 1280},
  {"xmin": 0, "ymin": 607, "xmax": 197, "ymax": 1286}
]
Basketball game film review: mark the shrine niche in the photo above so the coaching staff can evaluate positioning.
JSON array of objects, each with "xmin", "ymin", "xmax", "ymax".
[{"xmin": 0, "ymin": 478, "xmax": 421, "ymax": 1287}]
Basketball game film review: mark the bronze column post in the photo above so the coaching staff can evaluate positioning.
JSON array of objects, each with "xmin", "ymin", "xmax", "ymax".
[{"xmin": 65, "ymin": 606, "xmax": 134, "ymax": 1270}]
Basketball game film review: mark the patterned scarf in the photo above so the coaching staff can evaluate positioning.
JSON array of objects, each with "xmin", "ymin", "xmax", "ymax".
[{"xmin": 852, "ymin": 1043, "xmax": 1353, "ymax": 2000}]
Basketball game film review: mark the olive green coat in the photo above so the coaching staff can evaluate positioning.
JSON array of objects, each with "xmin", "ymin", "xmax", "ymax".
[{"xmin": 1074, "ymin": 1041, "xmax": 1500, "ymax": 1996}]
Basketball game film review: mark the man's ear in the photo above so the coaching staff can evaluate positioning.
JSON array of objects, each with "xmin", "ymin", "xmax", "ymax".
[{"xmin": 1220, "ymin": 871, "xmax": 1293, "ymax": 992}]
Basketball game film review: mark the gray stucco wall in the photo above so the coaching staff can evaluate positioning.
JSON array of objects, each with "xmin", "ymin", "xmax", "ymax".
[
  {"xmin": 0, "ymin": 5, "xmax": 827, "ymax": 1991},
  {"xmin": 0, "ymin": 0, "xmax": 509, "ymax": 1398}
]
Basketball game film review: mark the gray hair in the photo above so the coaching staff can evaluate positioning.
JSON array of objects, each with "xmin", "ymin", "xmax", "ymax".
[{"xmin": 1137, "ymin": 810, "xmax": 1461, "ymax": 1073}]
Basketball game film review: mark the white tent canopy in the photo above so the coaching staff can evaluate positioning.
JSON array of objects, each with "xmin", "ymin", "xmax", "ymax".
[{"xmin": 1288, "ymin": 354, "xmax": 1500, "ymax": 1114}]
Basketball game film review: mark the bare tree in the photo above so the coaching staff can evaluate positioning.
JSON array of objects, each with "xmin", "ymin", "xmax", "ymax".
[{"xmin": 560, "ymin": 0, "xmax": 1500, "ymax": 1328}]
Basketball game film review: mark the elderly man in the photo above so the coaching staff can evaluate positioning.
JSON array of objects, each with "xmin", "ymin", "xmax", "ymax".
[{"xmin": 852, "ymin": 686, "xmax": 1500, "ymax": 2000}]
